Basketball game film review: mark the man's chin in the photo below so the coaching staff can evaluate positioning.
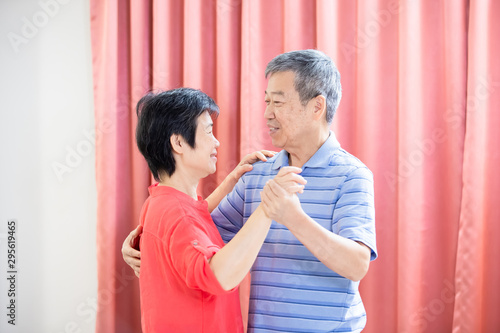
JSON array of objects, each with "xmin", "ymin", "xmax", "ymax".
[{"xmin": 270, "ymin": 138, "xmax": 284, "ymax": 150}]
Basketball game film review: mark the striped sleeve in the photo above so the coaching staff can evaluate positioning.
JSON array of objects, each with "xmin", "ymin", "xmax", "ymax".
[
  {"xmin": 211, "ymin": 177, "xmax": 246, "ymax": 243},
  {"xmin": 333, "ymin": 167, "xmax": 377, "ymax": 260}
]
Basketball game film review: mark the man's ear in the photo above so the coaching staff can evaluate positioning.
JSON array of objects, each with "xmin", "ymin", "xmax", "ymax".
[
  {"xmin": 170, "ymin": 134, "xmax": 184, "ymax": 155},
  {"xmin": 312, "ymin": 95, "xmax": 327, "ymax": 121}
]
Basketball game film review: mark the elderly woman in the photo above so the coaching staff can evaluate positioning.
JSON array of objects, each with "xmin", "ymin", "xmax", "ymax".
[{"xmin": 134, "ymin": 88, "xmax": 303, "ymax": 332}]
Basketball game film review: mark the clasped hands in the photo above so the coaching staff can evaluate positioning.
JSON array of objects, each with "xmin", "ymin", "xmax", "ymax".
[
  {"xmin": 225, "ymin": 151, "xmax": 307, "ymax": 226},
  {"xmin": 260, "ymin": 166, "xmax": 307, "ymax": 226},
  {"xmin": 121, "ymin": 165, "xmax": 307, "ymax": 278}
]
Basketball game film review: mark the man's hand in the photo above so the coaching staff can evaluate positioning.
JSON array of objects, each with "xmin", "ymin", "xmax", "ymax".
[
  {"xmin": 121, "ymin": 225, "xmax": 143, "ymax": 278},
  {"xmin": 260, "ymin": 166, "xmax": 306, "ymax": 222}
]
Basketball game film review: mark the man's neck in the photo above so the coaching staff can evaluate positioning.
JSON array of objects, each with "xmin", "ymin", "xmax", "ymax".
[{"xmin": 287, "ymin": 129, "xmax": 330, "ymax": 168}]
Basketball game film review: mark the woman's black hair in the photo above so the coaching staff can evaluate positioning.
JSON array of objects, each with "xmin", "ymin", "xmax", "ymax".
[{"xmin": 135, "ymin": 88, "xmax": 219, "ymax": 181}]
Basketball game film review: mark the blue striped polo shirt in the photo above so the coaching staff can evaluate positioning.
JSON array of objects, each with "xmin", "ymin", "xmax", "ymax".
[{"xmin": 211, "ymin": 132, "xmax": 377, "ymax": 333}]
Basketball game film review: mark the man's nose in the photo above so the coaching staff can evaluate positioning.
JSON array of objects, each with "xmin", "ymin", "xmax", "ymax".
[{"xmin": 264, "ymin": 105, "xmax": 274, "ymax": 119}]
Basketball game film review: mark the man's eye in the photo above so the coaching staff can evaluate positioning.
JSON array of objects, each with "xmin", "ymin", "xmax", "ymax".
[{"xmin": 265, "ymin": 100, "xmax": 270, "ymax": 105}]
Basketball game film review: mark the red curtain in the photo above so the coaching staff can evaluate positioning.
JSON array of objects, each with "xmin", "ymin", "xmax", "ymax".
[{"xmin": 89, "ymin": 1, "xmax": 500, "ymax": 332}]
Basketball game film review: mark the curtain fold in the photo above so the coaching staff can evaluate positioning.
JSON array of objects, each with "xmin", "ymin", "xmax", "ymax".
[
  {"xmin": 90, "ymin": 1, "xmax": 150, "ymax": 332},
  {"xmin": 89, "ymin": 1, "xmax": 500, "ymax": 332},
  {"xmin": 453, "ymin": 0, "xmax": 500, "ymax": 332}
]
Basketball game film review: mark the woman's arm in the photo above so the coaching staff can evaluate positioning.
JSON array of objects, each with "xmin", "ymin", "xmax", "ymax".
[
  {"xmin": 208, "ymin": 167, "xmax": 305, "ymax": 290},
  {"xmin": 206, "ymin": 150, "xmax": 276, "ymax": 213},
  {"xmin": 208, "ymin": 205, "xmax": 270, "ymax": 290},
  {"xmin": 120, "ymin": 152, "xmax": 275, "ymax": 279}
]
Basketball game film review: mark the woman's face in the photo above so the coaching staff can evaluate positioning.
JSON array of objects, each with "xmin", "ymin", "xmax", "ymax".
[{"xmin": 183, "ymin": 111, "xmax": 220, "ymax": 178}]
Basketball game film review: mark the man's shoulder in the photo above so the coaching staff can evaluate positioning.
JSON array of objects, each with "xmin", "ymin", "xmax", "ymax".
[
  {"xmin": 232, "ymin": 154, "xmax": 278, "ymax": 194},
  {"xmin": 325, "ymin": 148, "xmax": 373, "ymax": 177},
  {"xmin": 244, "ymin": 153, "xmax": 279, "ymax": 177}
]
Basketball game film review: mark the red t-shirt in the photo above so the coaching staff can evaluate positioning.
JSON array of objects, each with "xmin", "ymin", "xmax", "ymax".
[{"xmin": 139, "ymin": 184, "xmax": 243, "ymax": 333}]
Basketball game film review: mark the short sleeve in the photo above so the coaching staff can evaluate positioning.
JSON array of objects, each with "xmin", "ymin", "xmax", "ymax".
[
  {"xmin": 333, "ymin": 167, "xmax": 378, "ymax": 260},
  {"xmin": 211, "ymin": 177, "xmax": 246, "ymax": 243},
  {"xmin": 168, "ymin": 217, "xmax": 233, "ymax": 295}
]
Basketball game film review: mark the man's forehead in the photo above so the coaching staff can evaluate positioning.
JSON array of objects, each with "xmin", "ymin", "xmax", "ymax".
[{"xmin": 265, "ymin": 71, "xmax": 296, "ymax": 95}]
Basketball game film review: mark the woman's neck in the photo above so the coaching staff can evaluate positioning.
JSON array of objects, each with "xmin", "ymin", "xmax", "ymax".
[{"xmin": 159, "ymin": 171, "xmax": 199, "ymax": 200}]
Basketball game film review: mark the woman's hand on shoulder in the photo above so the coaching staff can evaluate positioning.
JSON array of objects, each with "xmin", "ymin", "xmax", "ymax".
[{"xmin": 229, "ymin": 150, "xmax": 277, "ymax": 182}]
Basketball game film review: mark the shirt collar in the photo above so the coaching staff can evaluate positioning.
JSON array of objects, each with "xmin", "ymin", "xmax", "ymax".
[{"xmin": 271, "ymin": 131, "xmax": 341, "ymax": 170}]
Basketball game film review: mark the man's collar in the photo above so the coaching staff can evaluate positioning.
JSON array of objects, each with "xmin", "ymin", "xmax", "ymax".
[
  {"xmin": 271, "ymin": 149, "xmax": 290, "ymax": 170},
  {"xmin": 271, "ymin": 131, "xmax": 341, "ymax": 170}
]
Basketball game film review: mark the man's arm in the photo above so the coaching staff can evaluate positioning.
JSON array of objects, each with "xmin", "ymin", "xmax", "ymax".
[
  {"xmin": 121, "ymin": 224, "xmax": 142, "ymax": 277},
  {"xmin": 261, "ymin": 168, "xmax": 375, "ymax": 282}
]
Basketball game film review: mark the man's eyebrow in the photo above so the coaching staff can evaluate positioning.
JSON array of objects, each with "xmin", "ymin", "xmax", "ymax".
[
  {"xmin": 205, "ymin": 123, "xmax": 213, "ymax": 129},
  {"xmin": 264, "ymin": 90, "xmax": 285, "ymax": 97}
]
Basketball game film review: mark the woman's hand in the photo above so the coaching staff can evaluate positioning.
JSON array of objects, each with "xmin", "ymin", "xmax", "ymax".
[
  {"xmin": 272, "ymin": 166, "xmax": 307, "ymax": 194},
  {"xmin": 228, "ymin": 150, "xmax": 277, "ymax": 182},
  {"xmin": 206, "ymin": 150, "xmax": 277, "ymax": 212}
]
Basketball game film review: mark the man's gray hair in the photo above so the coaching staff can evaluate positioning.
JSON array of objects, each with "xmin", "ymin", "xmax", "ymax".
[{"xmin": 265, "ymin": 49, "xmax": 342, "ymax": 124}]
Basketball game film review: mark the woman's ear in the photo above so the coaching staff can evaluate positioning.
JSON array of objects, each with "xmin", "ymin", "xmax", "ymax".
[{"xmin": 170, "ymin": 134, "xmax": 184, "ymax": 155}]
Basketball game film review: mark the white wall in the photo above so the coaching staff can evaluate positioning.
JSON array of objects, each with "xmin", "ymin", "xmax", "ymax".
[{"xmin": 0, "ymin": 0, "xmax": 97, "ymax": 332}]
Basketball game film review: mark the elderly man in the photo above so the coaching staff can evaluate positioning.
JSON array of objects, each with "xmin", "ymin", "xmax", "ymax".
[{"xmin": 123, "ymin": 49, "xmax": 377, "ymax": 332}]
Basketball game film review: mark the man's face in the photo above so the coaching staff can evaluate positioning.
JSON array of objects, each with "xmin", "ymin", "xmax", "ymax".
[{"xmin": 264, "ymin": 71, "xmax": 312, "ymax": 151}]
